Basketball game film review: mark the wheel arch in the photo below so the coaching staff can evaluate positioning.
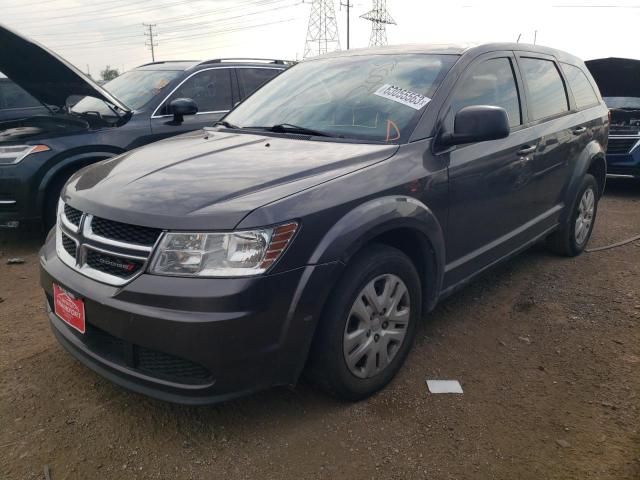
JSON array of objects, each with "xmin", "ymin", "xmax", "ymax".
[
  {"xmin": 309, "ymin": 195, "xmax": 446, "ymax": 313},
  {"xmin": 560, "ymin": 140, "xmax": 606, "ymax": 222},
  {"xmin": 36, "ymin": 147, "xmax": 125, "ymax": 215}
]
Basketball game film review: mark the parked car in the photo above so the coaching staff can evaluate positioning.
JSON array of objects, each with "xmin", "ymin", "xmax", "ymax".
[
  {"xmin": 0, "ymin": 75, "xmax": 49, "ymax": 121},
  {"xmin": 0, "ymin": 24, "xmax": 288, "ymax": 229},
  {"xmin": 586, "ymin": 57, "xmax": 640, "ymax": 178},
  {"xmin": 41, "ymin": 43, "xmax": 608, "ymax": 404}
]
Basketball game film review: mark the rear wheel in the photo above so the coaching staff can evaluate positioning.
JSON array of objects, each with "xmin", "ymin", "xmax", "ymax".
[
  {"xmin": 547, "ymin": 174, "xmax": 599, "ymax": 256},
  {"xmin": 308, "ymin": 244, "xmax": 421, "ymax": 401}
]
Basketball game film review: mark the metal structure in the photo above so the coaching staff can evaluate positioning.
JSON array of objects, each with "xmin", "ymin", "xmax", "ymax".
[
  {"xmin": 360, "ymin": 0, "xmax": 395, "ymax": 47},
  {"xmin": 303, "ymin": 0, "xmax": 341, "ymax": 59}
]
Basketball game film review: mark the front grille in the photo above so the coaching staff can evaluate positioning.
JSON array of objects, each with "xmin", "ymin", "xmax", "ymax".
[
  {"xmin": 64, "ymin": 204, "xmax": 82, "ymax": 226},
  {"xmin": 608, "ymin": 137, "xmax": 639, "ymax": 154},
  {"xmin": 57, "ymin": 203, "xmax": 160, "ymax": 286},
  {"xmin": 91, "ymin": 216, "xmax": 161, "ymax": 246},
  {"xmin": 61, "ymin": 233, "xmax": 77, "ymax": 259},
  {"xmin": 610, "ymin": 124, "xmax": 640, "ymax": 136},
  {"xmin": 86, "ymin": 250, "xmax": 144, "ymax": 278}
]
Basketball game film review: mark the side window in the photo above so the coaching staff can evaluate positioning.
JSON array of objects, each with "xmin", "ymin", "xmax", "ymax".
[
  {"xmin": 561, "ymin": 63, "xmax": 599, "ymax": 110},
  {"xmin": 237, "ymin": 68, "xmax": 281, "ymax": 98},
  {"xmin": 164, "ymin": 69, "xmax": 232, "ymax": 114},
  {"xmin": 451, "ymin": 57, "xmax": 522, "ymax": 128},
  {"xmin": 520, "ymin": 57, "xmax": 569, "ymax": 120}
]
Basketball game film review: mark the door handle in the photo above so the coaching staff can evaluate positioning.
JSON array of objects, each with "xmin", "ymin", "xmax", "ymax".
[
  {"xmin": 572, "ymin": 126, "xmax": 587, "ymax": 135},
  {"xmin": 517, "ymin": 145, "xmax": 536, "ymax": 156}
]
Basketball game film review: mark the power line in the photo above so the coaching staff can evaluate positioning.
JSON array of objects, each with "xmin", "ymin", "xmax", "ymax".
[{"xmin": 360, "ymin": 0, "xmax": 395, "ymax": 47}]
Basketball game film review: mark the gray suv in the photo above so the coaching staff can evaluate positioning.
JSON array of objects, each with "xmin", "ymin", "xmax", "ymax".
[{"xmin": 40, "ymin": 43, "xmax": 608, "ymax": 404}]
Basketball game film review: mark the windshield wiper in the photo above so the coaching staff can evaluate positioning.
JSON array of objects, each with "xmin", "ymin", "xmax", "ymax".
[
  {"xmin": 213, "ymin": 120, "xmax": 241, "ymax": 129},
  {"xmin": 246, "ymin": 123, "xmax": 339, "ymax": 138}
]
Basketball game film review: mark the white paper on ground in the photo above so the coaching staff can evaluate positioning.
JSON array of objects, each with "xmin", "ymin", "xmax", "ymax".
[{"xmin": 426, "ymin": 380, "xmax": 463, "ymax": 394}]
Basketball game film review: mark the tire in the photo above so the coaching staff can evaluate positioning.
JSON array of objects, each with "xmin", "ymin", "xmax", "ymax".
[
  {"xmin": 308, "ymin": 244, "xmax": 422, "ymax": 401},
  {"xmin": 547, "ymin": 173, "xmax": 599, "ymax": 257}
]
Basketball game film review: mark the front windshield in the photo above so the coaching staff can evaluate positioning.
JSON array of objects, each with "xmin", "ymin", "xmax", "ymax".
[
  {"xmin": 603, "ymin": 97, "xmax": 640, "ymax": 109},
  {"xmin": 225, "ymin": 54, "xmax": 458, "ymax": 143},
  {"xmin": 71, "ymin": 69, "xmax": 181, "ymax": 115}
]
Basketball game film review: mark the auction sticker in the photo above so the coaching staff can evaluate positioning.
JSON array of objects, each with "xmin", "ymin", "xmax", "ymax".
[
  {"xmin": 53, "ymin": 284, "xmax": 86, "ymax": 334},
  {"xmin": 374, "ymin": 84, "xmax": 431, "ymax": 110}
]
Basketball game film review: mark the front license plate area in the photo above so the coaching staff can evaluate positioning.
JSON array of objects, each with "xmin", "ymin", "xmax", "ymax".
[{"xmin": 53, "ymin": 283, "xmax": 86, "ymax": 334}]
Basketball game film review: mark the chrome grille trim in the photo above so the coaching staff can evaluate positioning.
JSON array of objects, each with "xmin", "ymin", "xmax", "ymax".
[
  {"xmin": 83, "ymin": 215, "xmax": 154, "ymax": 253},
  {"xmin": 608, "ymin": 136, "xmax": 640, "ymax": 154},
  {"xmin": 56, "ymin": 202, "xmax": 162, "ymax": 287}
]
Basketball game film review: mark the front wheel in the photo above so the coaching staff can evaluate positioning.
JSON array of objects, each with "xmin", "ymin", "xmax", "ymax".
[
  {"xmin": 308, "ymin": 244, "xmax": 421, "ymax": 401},
  {"xmin": 547, "ymin": 173, "xmax": 599, "ymax": 256}
]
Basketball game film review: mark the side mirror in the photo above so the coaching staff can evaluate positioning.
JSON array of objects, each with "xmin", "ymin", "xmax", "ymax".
[
  {"xmin": 168, "ymin": 98, "xmax": 198, "ymax": 124},
  {"xmin": 440, "ymin": 105, "xmax": 510, "ymax": 146}
]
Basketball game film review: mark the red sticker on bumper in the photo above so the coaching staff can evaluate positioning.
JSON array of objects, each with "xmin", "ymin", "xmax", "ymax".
[{"xmin": 53, "ymin": 284, "xmax": 85, "ymax": 334}]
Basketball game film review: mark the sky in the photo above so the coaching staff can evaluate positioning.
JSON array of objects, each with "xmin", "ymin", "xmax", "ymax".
[{"xmin": 1, "ymin": 0, "xmax": 639, "ymax": 78}]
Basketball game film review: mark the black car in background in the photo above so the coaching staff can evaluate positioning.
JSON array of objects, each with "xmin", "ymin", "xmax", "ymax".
[
  {"xmin": 586, "ymin": 57, "xmax": 640, "ymax": 178},
  {"xmin": 0, "ymin": 24, "xmax": 288, "ymax": 228},
  {"xmin": 0, "ymin": 76, "xmax": 49, "ymax": 121},
  {"xmin": 42, "ymin": 43, "xmax": 608, "ymax": 404}
]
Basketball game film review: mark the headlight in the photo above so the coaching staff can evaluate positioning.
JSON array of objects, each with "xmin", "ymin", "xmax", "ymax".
[
  {"xmin": 0, "ymin": 144, "xmax": 50, "ymax": 165},
  {"xmin": 149, "ymin": 222, "xmax": 298, "ymax": 277}
]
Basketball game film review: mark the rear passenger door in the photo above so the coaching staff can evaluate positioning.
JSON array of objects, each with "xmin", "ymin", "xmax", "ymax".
[
  {"xmin": 235, "ymin": 67, "xmax": 283, "ymax": 102},
  {"xmin": 444, "ymin": 52, "xmax": 543, "ymax": 285},
  {"xmin": 150, "ymin": 67, "xmax": 236, "ymax": 139},
  {"xmin": 514, "ymin": 54, "xmax": 581, "ymax": 229}
]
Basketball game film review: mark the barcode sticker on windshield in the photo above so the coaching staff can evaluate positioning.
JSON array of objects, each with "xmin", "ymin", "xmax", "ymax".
[{"xmin": 374, "ymin": 84, "xmax": 431, "ymax": 110}]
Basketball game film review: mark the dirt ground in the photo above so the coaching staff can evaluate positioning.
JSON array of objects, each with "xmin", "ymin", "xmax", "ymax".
[{"xmin": 1, "ymin": 180, "xmax": 639, "ymax": 480}]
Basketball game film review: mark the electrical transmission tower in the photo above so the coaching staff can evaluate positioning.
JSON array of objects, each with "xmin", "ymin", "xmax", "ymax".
[
  {"xmin": 303, "ymin": 0, "xmax": 340, "ymax": 59},
  {"xmin": 360, "ymin": 0, "xmax": 395, "ymax": 47},
  {"xmin": 143, "ymin": 23, "xmax": 158, "ymax": 62}
]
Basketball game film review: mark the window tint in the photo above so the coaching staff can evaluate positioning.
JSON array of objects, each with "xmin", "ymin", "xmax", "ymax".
[
  {"xmin": 561, "ymin": 63, "xmax": 599, "ymax": 110},
  {"xmin": 0, "ymin": 80, "xmax": 41, "ymax": 109},
  {"xmin": 166, "ymin": 69, "xmax": 232, "ymax": 113},
  {"xmin": 520, "ymin": 57, "xmax": 569, "ymax": 120},
  {"xmin": 451, "ymin": 57, "xmax": 521, "ymax": 128},
  {"xmin": 237, "ymin": 68, "xmax": 281, "ymax": 98}
]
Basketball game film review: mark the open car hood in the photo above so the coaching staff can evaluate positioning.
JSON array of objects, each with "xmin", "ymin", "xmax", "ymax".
[
  {"xmin": 0, "ymin": 24, "xmax": 129, "ymax": 112},
  {"xmin": 585, "ymin": 57, "xmax": 640, "ymax": 98}
]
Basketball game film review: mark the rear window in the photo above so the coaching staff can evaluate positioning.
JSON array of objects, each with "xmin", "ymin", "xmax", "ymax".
[
  {"xmin": 520, "ymin": 57, "xmax": 569, "ymax": 121},
  {"xmin": 561, "ymin": 63, "xmax": 599, "ymax": 110}
]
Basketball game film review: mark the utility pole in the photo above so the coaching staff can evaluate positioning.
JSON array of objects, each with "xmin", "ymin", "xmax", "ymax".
[
  {"xmin": 143, "ymin": 23, "xmax": 158, "ymax": 62},
  {"xmin": 533, "ymin": 30, "xmax": 537, "ymax": 45},
  {"xmin": 303, "ymin": 0, "xmax": 341, "ymax": 59},
  {"xmin": 340, "ymin": 0, "xmax": 352, "ymax": 50}
]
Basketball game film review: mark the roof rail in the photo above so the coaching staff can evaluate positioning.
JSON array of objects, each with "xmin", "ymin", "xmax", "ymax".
[
  {"xmin": 137, "ymin": 60, "xmax": 199, "ymax": 67},
  {"xmin": 199, "ymin": 58, "xmax": 294, "ymax": 66}
]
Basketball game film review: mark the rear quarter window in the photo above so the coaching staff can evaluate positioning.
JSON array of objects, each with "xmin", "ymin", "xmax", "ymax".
[
  {"xmin": 561, "ymin": 63, "xmax": 599, "ymax": 110},
  {"xmin": 237, "ymin": 68, "xmax": 282, "ymax": 98},
  {"xmin": 520, "ymin": 57, "xmax": 569, "ymax": 121}
]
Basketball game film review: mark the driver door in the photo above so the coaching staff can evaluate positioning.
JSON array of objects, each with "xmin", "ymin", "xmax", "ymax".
[
  {"xmin": 443, "ymin": 52, "xmax": 541, "ymax": 287},
  {"xmin": 149, "ymin": 67, "xmax": 235, "ymax": 140}
]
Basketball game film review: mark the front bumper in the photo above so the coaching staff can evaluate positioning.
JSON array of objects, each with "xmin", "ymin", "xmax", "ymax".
[
  {"xmin": 40, "ymin": 231, "xmax": 340, "ymax": 404},
  {"xmin": 606, "ymin": 142, "xmax": 640, "ymax": 177}
]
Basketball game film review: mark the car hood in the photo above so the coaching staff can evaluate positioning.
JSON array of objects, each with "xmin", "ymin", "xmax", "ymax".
[
  {"xmin": 0, "ymin": 24, "xmax": 129, "ymax": 112},
  {"xmin": 64, "ymin": 130, "xmax": 398, "ymax": 230},
  {"xmin": 585, "ymin": 57, "xmax": 640, "ymax": 98}
]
